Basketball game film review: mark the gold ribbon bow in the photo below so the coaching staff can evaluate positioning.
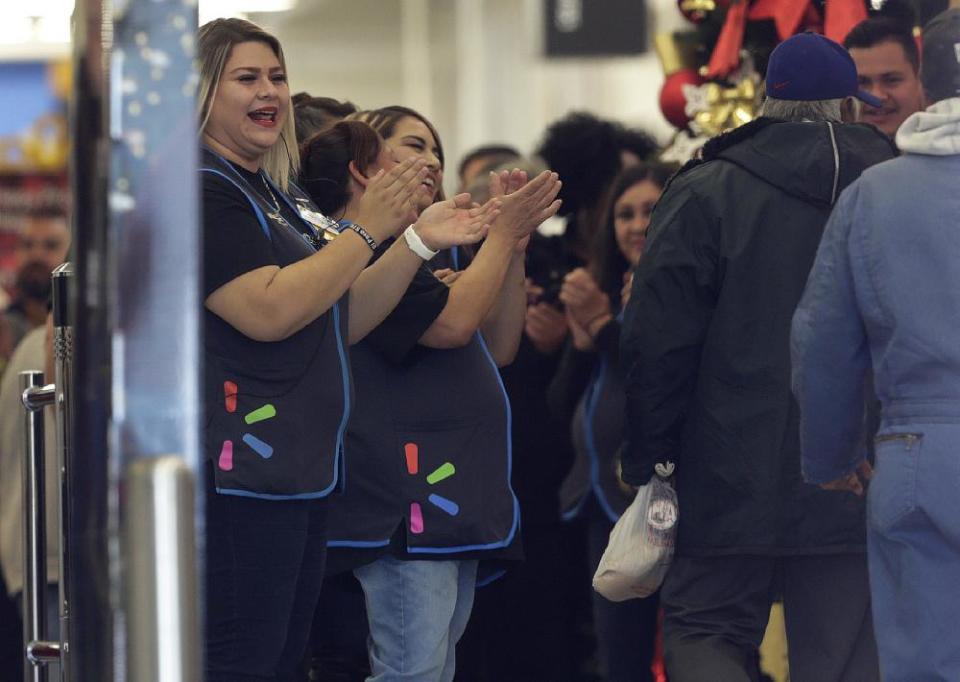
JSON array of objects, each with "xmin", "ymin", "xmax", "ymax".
[{"xmin": 692, "ymin": 78, "xmax": 758, "ymax": 137}]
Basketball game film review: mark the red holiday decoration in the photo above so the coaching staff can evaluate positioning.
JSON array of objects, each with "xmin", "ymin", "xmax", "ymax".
[
  {"xmin": 803, "ymin": 3, "xmax": 824, "ymax": 34},
  {"xmin": 825, "ymin": 0, "xmax": 868, "ymax": 44},
  {"xmin": 748, "ymin": 0, "xmax": 810, "ymax": 41},
  {"xmin": 659, "ymin": 69, "xmax": 704, "ymax": 129},
  {"xmin": 705, "ymin": 0, "xmax": 749, "ymax": 78}
]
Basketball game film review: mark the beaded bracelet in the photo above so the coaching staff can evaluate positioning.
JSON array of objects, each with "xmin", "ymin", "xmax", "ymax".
[{"xmin": 345, "ymin": 222, "xmax": 378, "ymax": 252}]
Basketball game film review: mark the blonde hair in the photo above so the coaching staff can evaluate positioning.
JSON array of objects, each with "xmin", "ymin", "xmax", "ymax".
[{"xmin": 197, "ymin": 18, "xmax": 299, "ymax": 191}]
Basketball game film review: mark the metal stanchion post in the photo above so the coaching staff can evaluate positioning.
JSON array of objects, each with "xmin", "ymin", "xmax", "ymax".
[
  {"xmin": 51, "ymin": 263, "xmax": 73, "ymax": 682},
  {"xmin": 20, "ymin": 372, "xmax": 59, "ymax": 682}
]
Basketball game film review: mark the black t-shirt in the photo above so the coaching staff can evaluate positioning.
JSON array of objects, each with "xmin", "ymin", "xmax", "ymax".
[
  {"xmin": 359, "ymin": 240, "xmax": 450, "ymax": 365},
  {"xmin": 203, "ymin": 163, "xmax": 311, "ymax": 298},
  {"xmin": 201, "ymin": 154, "xmax": 351, "ymax": 498}
]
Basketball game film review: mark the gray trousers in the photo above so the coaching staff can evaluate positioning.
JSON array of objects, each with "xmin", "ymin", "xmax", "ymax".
[{"xmin": 661, "ymin": 554, "xmax": 878, "ymax": 682}]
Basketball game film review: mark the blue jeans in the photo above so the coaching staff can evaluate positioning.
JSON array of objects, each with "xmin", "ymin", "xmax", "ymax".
[
  {"xmin": 867, "ymin": 418, "xmax": 960, "ymax": 681},
  {"xmin": 354, "ymin": 557, "xmax": 478, "ymax": 682}
]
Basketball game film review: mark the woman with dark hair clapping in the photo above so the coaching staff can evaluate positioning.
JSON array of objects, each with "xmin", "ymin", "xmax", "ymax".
[
  {"xmin": 549, "ymin": 163, "xmax": 674, "ymax": 682},
  {"xmin": 307, "ymin": 105, "xmax": 562, "ymax": 681}
]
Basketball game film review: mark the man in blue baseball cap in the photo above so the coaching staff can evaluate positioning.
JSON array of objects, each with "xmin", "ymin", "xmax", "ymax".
[
  {"xmin": 765, "ymin": 30, "xmax": 885, "ymax": 109},
  {"xmin": 620, "ymin": 31, "xmax": 897, "ymax": 681},
  {"xmin": 793, "ymin": 8, "xmax": 960, "ymax": 680}
]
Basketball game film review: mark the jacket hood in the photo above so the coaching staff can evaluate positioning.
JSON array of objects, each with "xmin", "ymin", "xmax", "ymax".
[
  {"xmin": 896, "ymin": 97, "xmax": 960, "ymax": 155},
  {"xmin": 688, "ymin": 117, "xmax": 896, "ymax": 207}
]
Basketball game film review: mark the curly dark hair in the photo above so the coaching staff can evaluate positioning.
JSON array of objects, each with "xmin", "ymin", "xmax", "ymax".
[{"xmin": 535, "ymin": 112, "xmax": 657, "ymax": 218}]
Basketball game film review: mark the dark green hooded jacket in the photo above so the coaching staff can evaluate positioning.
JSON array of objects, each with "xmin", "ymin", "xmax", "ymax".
[{"xmin": 621, "ymin": 118, "xmax": 896, "ymax": 555}]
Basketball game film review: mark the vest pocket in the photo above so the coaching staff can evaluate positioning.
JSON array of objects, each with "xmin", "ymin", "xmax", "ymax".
[
  {"xmin": 868, "ymin": 433, "xmax": 922, "ymax": 534},
  {"xmin": 205, "ymin": 343, "xmax": 342, "ymax": 497},
  {"xmin": 394, "ymin": 416, "xmax": 514, "ymax": 550}
]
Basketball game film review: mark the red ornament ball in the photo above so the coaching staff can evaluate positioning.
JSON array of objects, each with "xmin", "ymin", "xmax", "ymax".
[{"xmin": 659, "ymin": 69, "xmax": 704, "ymax": 129}]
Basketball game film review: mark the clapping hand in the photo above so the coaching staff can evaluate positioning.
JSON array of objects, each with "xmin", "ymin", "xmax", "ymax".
[
  {"xmin": 559, "ymin": 268, "xmax": 611, "ymax": 332},
  {"xmin": 524, "ymin": 281, "xmax": 568, "ymax": 354},
  {"xmin": 490, "ymin": 170, "xmax": 562, "ymax": 246},
  {"xmin": 621, "ymin": 271, "xmax": 634, "ymax": 308},
  {"xmin": 434, "ymin": 268, "xmax": 463, "ymax": 287},
  {"xmin": 354, "ymin": 157, "xmax": 428, "ymax": 243},
  {"xmin": 413, "ymin": 193, "xmax": 501, "ymax": 252},
  {"xmin": 490, "ymin": 168, "xmax": 529, "ymax": 198},
  {"xmin": 566, "ymin": 312, "xmax": 594, "ymax": 351}
]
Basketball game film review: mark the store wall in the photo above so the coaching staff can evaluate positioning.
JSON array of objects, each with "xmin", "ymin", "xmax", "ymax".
[{"xmin": 259, "ymin": 0, "xmax": 686, "ymax": 193}]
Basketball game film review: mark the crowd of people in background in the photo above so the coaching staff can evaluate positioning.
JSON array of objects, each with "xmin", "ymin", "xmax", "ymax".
[{"xmin": 0, "ymin": 4, "xmax": 958, "ymax": 682}]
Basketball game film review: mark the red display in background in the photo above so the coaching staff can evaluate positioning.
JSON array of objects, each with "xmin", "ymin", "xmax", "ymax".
[
  {"xmin": 0, "ymin": 59, "xmax": 70, "ymax": 301},
  {"xmin": 749, "ymin": 0, "xmax": 810, "ymax": 40},
  {"xmin": 825, "ymin": 0, "xmax": 868, "ymax": 44},
  {"xmin": 705, "ymin": 0, "xmax": 750, "ymax": 78}
]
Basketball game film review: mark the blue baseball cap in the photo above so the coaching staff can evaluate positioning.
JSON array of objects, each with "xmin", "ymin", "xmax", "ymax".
[{"xmin": 766, "ymin": 32, "xmax": 884, "ymax": 108}]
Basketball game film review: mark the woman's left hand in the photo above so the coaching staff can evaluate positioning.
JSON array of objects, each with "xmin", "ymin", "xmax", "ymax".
[
  {"xmin": 560, "ymin": 268, "xmax": 611, "ymax": 330},
  {"xmin": 434, "ymin": 268, "xmax": 462, "ymax": 287},
  {"xmin": 490, "ymin": 171, "xmax": 533, "ymax": 254},
  {"xmin": 567, "ymin": 312, "xmax": 594, "ymax": 351},
  {"xmin": 525, "ymin": 302, "xmax": 568, "ymax": 354},
  {"xmin": 490, "ymin": 168, "xmax": 528, "ymax": 199},
  {"xmin": 412, "ymin": 193, "xmax": 500, "ymax": 252},
  {"xmin": 621, "ymin": 271, "xmax": 634, "ymax": 308}
]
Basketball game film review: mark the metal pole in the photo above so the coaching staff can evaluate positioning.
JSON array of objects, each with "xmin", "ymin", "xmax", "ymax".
[
  {"xmin": 69, "ymin": 0, "xmax": 113, "ymax": 677},
  {"xmin": 51, "ymin": 262, "xmax": 73, "ymax": 682},
  {"xmin": 20, "ymin": 372, "xmax": 59, "ymax": 682},
  {"xmin": 122, "ymin": 457, "xmax": 199, "ymax": 682}
]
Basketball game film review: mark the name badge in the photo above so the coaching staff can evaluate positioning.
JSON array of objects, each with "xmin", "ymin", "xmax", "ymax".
[{"xmin": 296, "ymin": 202, "xmax": 341, "ymax": 243}]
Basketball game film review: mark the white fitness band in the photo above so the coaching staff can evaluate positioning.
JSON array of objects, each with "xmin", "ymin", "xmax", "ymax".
[{"xmin": 403, "ymin": 225, "xmax": 439, "ymax": 261}]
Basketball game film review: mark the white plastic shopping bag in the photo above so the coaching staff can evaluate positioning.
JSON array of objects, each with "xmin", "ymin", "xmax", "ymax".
[{"xmin": 592, "ymin": 469, "xmax": 678, "ymax": 601}]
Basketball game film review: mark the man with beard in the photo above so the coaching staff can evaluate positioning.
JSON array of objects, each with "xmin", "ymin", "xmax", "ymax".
[{"xmin": 0, "ymin": 210, "xmax": 69, "ymax": 368}]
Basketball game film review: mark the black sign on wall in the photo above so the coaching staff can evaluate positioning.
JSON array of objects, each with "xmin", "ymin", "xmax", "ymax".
[{"xmin": 545, "ymin": 0, "xmax": 648, "ymax": 58}]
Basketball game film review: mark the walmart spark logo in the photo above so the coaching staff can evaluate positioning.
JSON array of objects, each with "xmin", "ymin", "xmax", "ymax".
[
  {"xmin": 218, "ymin": 380, "xmax": 277, "ymax": 471},
  {"xmin": 404, "ymin": 442, "xmax": 459, "ymax": 534}
]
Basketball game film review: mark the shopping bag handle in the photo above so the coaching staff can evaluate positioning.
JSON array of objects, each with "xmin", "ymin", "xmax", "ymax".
[{"xmin": 654, "ymin": 461, "xmax": 676, "ymax": 478}]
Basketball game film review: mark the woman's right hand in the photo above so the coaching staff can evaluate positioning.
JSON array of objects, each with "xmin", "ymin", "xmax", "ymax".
[
  {"xmin": 560, "ymin": 268, "xmax": 611, "ymax": 332},
  {"xmin": 621, "ymin": 271, "xmax": 634, "ymax": 307},
  {"xmin": 567, "ymin": 312, "xmax": 594, "ymax": 351},
  {"xmin": 525, "ymin": 301, "xmax": 568, "ymax": 355},
  {"xmin": 490, "ymin": 170, "xmax": 562, "ymax": 245},
  {"xmin": 354, "ymin": 157, "xmax": 428, "ymax": 243},
  {"xmin": 412, "ymin": 193, "xmax": 501, "ymax": 252}
]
